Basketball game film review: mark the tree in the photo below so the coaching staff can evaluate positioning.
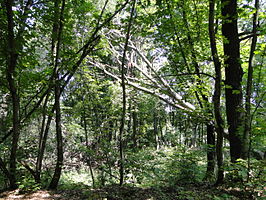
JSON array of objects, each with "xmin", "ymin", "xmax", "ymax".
[
  {"xmin": 221, "ymin": 0, "xmax": 263, "ymax": 163},
  {"xmin": 209, "ymin": 0, "xmax": 225, "ymax": 184},
  {"xmin": 2, "ymin": 0, "xmax": 34, "ymax": 189},
  {"xmin": 243, "ymin": 0, "xmax": 259, "ymax": 160},
  {"xmin": 48, "ymin": 0, "xmax": 65, "ymax": 189}
]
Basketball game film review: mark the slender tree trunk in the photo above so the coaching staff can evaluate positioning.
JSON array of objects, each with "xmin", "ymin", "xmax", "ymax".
[
  {"xmin": 84, "ymin": 118, "xmax": 95, "ymax": 188},
  {"xmin": 6, "ymin": 67, "xmax": 20, "ymax": 190},
  {"xmin": 49, "ymin": 76, "xmax": 63, "ymax": 189},
  {"xmin": 35, "ymin": 0, "xmax": 65, "ymax": 182},
  {"xmin": 127, "ymin": 103, "xmax": 132, "ymax": 140},
  {"xmin": 49, "ymin": 0, "xmax": 65, "ymax": 189},
  {"xmin": 243, "ymin": 0, "xmax": 259, "ymax": 160},
  {"xmin": 119, "ymin": 37, "xmax": 126, "ymax": 187},
  {"xmin": 82, "ymin": 98, "xmax": 95, "ymax": 187},
  {"xmin": 205, "ymin": 124, "xmax": 215, "ymax": 178},
  {"xmin": 209, "ymin": 0, "xmax": 225, "ymax": 184},
  {"xmin": 35, "ymin": 93, "xmax": 51, "ymax": 183},
  {"xmin": 119, "ymin": 0, "xmax": 136, "ymax": 186},
  {"xmin": 132, "ymin": 110, "xmax": 137, "ymax": 149},
  {"xmin": 5, "ymin": 0, "xmax": 20, "ymax": 189},
  {"xmin": 221, "ymin": 0, "xmax": 244, "ymax": 163},
  {"xmin": 180, "ymin": 1, "xmax": 216, "ymax": 177},
  {"xmin": 119, "ymin": 94, "xmax": 126, "ymax": 186},
  {"xmin": 154, "ymin": 111, "xmax": 159, "ymax": 149},
  {"xmin": 0, "ymin": 157, "xmax": 13, "ymax": 187},
  {"xmin": 7, "ymin": 65, "xmax": 20, "ymax": 190}
]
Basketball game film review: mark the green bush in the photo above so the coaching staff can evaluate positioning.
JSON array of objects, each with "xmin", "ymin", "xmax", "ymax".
[
  {"xmin": 125, "ymin": 146, "xmax": 205, "ymax": 187},
  {"xmin": 0, "ymin": 173, "xmax": 8, "ymax": 190},
  {"xmin": 18, "ymin": 175, "xmax": 41, "ymax": 193}
]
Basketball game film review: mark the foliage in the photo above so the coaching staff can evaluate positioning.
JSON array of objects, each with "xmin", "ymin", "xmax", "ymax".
[
  {"xmin": 223, "ymin": 158, "xmax": 265, "ymax": 198},
  {"xmin": 59, "ymin": 169, "xmax": 92, "ymax": 190},
  {"xmin": 125, "ymin": 146, "xmax": 206, "ymax": 187},
  {"xmin": 17, "ymin": 176, "xmax": 41, "ymax": 193}
]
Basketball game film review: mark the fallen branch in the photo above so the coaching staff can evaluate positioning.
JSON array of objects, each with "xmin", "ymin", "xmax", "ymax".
[{"xmin": 87, "ymin": 60, "xmax": 195, "ymax": 111}]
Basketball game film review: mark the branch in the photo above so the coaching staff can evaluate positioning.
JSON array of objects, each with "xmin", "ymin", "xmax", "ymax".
[
  {"xmin": 19, "ymin": 160, "xmax": 37, "ymax": 180},
  {"xmin": 126, "ymin": 76, "xmax": 160, "ymax": 89},
  {"xmin": 238, "ymin": 31, "xmax": 252, "ymax": 37},
  {"xmin": 88, "ymin": 60, "xmax": 195, "ymax": 111},
  {"xmin": 1, "ymin": 1, "xmax": 128, "ymax": 144},
  {"xmin": 107, "ymin": 38, "xmax": 161, "ymax": 88},
  {"xmin": 126, "ymin": 81, "xmax": 192, "ymax": 111},
  {"xmin": 163, "ymin": 73, "xmax": 215, "ymax": 79},
  {"xmin": 131, "ymin": 62, "xmax": 162, "ymax": 88},
  {"xmin": 251, "ymin": 91, "xmax": 266, "ymax": 122},
  {"xmin": 0, "ymin": 129, "xmax": 13, "ymax": 144},
  {"xmin": 129, "ymin": 43, "xmax": 194, "ymax": 107},
  {"xmin": 0, "ymin": 157, "xmax": 12, "ymax": 182},
  {"xmin": 60, "ymin": 0, "xmax": 130, "ymax": 87},
  {"xmin": 239, "ymin": 33, "xmax": 261, "ymax": 41},
  {"xmin": 76, "ymin": 0, "xmax": 130, "ymax": 55}
]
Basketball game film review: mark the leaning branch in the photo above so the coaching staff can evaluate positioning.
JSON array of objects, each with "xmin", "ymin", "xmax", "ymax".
[
  {"xmin": 88, "ymin": 60, "xmax": 195, "ymax": 111},
  {"xmin": 128, "ymin": 42, "xmax": 195, "ymax": 109}
]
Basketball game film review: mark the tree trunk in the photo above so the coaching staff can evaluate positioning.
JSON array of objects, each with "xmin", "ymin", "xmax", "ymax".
[
  {"xmin": 7, "ymin": 68, "xmax": 20, "ymax": 190},
  {"xmin": 0, "ymin": 157, "xmax": 13, "ymax": 188},
  {"xmin": 180, "ymin": 2, "xmax": 216, "ymax": 177},
  {"xmin": 243, "ymin": 0, "xmax": 259, "ymax": 160},
  {"xmin": 82, "ymin": 98, "xmax": 95, "ymax": 188},
  {"xmin": 209, "ymin": 0, "xmax": 225, "ymax": 184},
  {"xmin": 119, "ymin": 74, "xmax": 126, "ymax": 186},
  {"xmin": 49, "ymin": 77, "xmax": 63, "ymax": 189},
  {"xmin": 154, "ymin": 111, "xmax": 159, "ymax": 149},
  {"xmin": 221, "ymin": 0, "xmax": 244, "ymax": 162},
  {"xmin": 36, "ymin": 93, "xmax": 52, "ymax": 183},
  {"xmin": 5, "ymin": 0, "xmax": 20, "ymax": 189},
  {"xmin": 205, "ymin": 124, "xmax": 216, "ymax": 179},
  {"xmin": 48, "ymin": 0, "xmax": 65, "ymax": 189},
  {"xmin": 118, "ymin": 0, "xmax": 136, "ymax": 186},
  {"xmin": 132, "ymin": 110, "xmax": 137, "ymax": 149}
]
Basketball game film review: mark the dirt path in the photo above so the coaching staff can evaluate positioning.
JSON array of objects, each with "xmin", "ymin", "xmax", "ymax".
[{"xmin": 0, "ymin": 190, "xmax": 56, "ymax": 200}]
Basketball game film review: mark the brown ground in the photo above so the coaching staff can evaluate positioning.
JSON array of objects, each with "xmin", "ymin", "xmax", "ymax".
[
  {"xmin": 0, "ymin": 184, "xmax": 263, "ymax": 200},
  {"xmin": 0, "ymin": 190, "xmax": 56, "ymax": 200}
]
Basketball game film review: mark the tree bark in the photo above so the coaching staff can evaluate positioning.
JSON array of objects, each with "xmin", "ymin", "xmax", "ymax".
[
  {"xmin": 243, "ymin": 0, "xmax": 259, "ymax": 160},
  {"xmin": 154, "ymin": 111, "xmax": 159, "ymax": 149},
  {"xmin": 82, "ymin": 97, "xmax": 95, "ymax": 188},
  {"xmin": 49, "ymin": 0, "xmax": 65, "ymax": 189},
  {"xmin": 35, "ymin": 93, "xmax": 52, "ymax": 183},
  {"xmin": 49, "ymin": 77, "xmax": 63, "ymax": 189},
  {"xmin": 132, "ymin": 110, "xmax": 138, "ymax": 149},
  {"xmin": 209, "ymin": 0, "xmax": 225, "ymax": 184},
  {"xmin": 0, "ymin": 157, "xmax": 13, "ymax": 187},
  {"xmin": 119, "ymin": 0, "xmax": 136, "ymax": 186},
  {"xmin": 221, "ymin": 0, "xmax": 244, "ymax": 163},
  {"xmin": 5, "ymin": 0, "xmax": 20, "ymax": 189},
  {"xmin": 205, "ymin": 124, "xmax": 215, "ymax": 178}
]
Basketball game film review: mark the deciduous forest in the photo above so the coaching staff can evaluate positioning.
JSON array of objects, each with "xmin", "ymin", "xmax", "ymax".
[{"xmin": 0, "ymin": 0, "xmax": 265, "ymax": 199}]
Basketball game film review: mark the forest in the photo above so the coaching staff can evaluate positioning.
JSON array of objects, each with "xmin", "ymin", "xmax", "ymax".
[{"xmin": 0, "ymin": 0, "xmax": 265, "ymax": 199}]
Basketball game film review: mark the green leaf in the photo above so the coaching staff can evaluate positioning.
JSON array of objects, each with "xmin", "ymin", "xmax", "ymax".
[{"xmin": 232, "ymin": 90, "xmax": 241, "ymax": 94}]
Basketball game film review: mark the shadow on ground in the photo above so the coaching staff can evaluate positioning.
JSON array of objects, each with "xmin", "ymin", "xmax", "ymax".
[{"xmin": 0, "ymin": 183, "xmax": 259, "ymax": 200}]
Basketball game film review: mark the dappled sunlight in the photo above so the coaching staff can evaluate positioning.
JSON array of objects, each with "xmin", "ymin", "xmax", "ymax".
[{"xmin": 0, "ymin": 190, "xmax": 58, "ymax": 200}]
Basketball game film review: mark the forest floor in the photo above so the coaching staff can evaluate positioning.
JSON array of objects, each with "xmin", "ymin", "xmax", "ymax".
[{"xmin": 0, "ymin": 183, "xmax": 263, "ymax": 200}]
